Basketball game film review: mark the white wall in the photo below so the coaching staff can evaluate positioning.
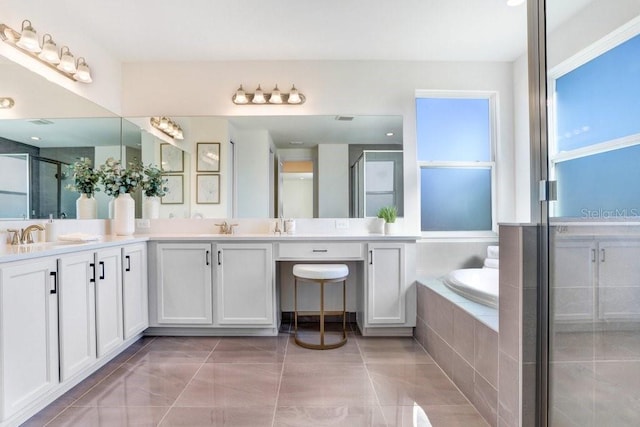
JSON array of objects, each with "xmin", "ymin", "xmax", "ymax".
[
  {"xmin": 513, "ymin": 53, "xmax": 531, "ymax": 223},
  {"xmin": 318, "ymin": 144, "xmax": 349, "ymax": 218},
  {"xmin": 235, "ymin": 129, "xmax": 272, "ymax": 218},
  {"xmin": 281, "ymin": 177, "xmax": 313, "ymax": 218},
  {"xmin": 122, "ymin": 60, "xmax": 517, "ymax": 232},
  {"xmin": 0, "ymin": 1, "xmax": 123, "ymax": 115}
]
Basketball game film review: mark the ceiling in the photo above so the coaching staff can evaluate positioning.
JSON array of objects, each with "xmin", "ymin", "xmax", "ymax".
[
  {"xmin": 0, "ymin": 0, "xmax": 595, "ymax": 150},
  {"xmin": 10, "ymin": 0, "xmax": 536, "ymax": 62}
]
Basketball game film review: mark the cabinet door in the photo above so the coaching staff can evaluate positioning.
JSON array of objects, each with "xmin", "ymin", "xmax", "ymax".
[
  {"xmin": 598, "ymin": 240, "xmax": 640, "ymax": 321},
  {"xmin": 156, "ymin": 243, "xmax": 213, "ymax": 324},
  {"xmin": 0, "ymin": 258, "xmax": 59, "ymax": 421},
  {"xmin": 550, "ymin": 239, "xmax": 596, "ymax": 323},
  {"xmin": 215, "ymin": 243, "xmax": 274, "ymax": 325},
  {"xmin": 366, "ymin": 243, "xmax": 405, "ymax": 324},
  {"xmin": 122, "ymin": 243, "xmax": 148, "ymax": 339},
  {"xmin": 58, "ymin": 251, "xmax": 97, "ymax": 381},
  {"xmin": 95, "ymin": 247, "xmax": 124, "ymax": 357}
]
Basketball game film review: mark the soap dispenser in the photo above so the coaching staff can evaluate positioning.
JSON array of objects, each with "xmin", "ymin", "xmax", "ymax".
[{"xmin": 45, "ymin": 214, "xmax": 58, "ymax": 242}]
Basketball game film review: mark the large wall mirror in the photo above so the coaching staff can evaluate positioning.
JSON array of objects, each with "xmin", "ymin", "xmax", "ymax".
[{"xmin": 0, "ymin": 59, "xmax": 403, "ymax": 220}]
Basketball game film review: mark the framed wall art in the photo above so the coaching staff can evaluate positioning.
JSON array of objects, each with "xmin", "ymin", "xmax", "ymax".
[
  {"xmin": 196, "ymin": 174, "xmax": 220, "ymax": 204},
  {"xmin": 160, "ymin": 143, "xmax": 184, "ymax": 173},
  {"xmin": 161, "ymin": 175, "xmax": 184, "ymax": 204},
  {"xmin": 196, "ymin": 142, "xmax": 220, "ymax": 172}
]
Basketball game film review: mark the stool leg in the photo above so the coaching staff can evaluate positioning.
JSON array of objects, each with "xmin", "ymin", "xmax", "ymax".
[
  {"xmin": 342, "ymin": 278, "xmax": 347, "ymax": 338},
  {"xmin": 294, "ymin": 277, "xmax": 298, "ymax": 336},
  {"xmin": 320, "ymin": 280, "xmax": 325, "ymax": 348}
]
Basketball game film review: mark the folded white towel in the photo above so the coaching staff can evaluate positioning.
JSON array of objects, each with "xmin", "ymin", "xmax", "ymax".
[
  {"xmin": 487, "ymin": 245, "xmax": 499, "ymax": 259},
  {"xmin": 484, "ymin": 258, "xmax": 499, "ymax": 269},
  {"xmin": 57, "ymin": 233, "xmax": 102, "ymax": 242}
]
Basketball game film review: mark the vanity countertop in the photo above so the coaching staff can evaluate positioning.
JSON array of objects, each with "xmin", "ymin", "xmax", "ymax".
[{"xmin": 0, "ymin": 233, "xmax": 419, "ymax": 263}]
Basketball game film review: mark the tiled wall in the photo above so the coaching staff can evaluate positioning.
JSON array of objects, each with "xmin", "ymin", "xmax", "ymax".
[
  {"xmin": 498, "ymin": 224, "xmax": 538, "ymax": 427},
  {"xmin": 415, "ymin": 284, "xmax": 499, "ymax": 426}
]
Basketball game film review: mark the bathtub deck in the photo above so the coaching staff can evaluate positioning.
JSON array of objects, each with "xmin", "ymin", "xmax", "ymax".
[{"xmin": 418, "ymin": 276, "xmax": 499, "ymax": 331}]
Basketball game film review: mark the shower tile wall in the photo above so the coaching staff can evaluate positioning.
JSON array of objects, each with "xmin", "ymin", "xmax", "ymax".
[{"xmin": 415, "ymin": 284, "xmax": 499, "ymax": 426}]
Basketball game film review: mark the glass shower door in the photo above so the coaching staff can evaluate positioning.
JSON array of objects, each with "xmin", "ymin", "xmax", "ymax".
[{"xmin": 546, "ymin": 2, "xmax": 640, "ymax": 425}]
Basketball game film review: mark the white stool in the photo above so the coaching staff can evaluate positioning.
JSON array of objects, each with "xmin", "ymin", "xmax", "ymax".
[{"xmin": 293, "ymin": 264, "xmax": 349, "ymax": 350}]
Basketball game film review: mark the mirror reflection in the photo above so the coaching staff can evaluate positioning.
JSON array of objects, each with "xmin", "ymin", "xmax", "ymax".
[{"xmin": 0, "ymin": 114, "xmax": 403, "ymax": 220}]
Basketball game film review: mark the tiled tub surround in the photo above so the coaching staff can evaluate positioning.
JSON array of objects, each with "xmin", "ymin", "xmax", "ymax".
[{"xmin": 415, "ymin": 278, "xmax": 499, "ymax": 426}]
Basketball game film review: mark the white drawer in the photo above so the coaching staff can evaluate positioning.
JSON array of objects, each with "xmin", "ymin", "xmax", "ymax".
[{"xmin": 277, "ymin": 242, "xmax": 363, "ymax": 260}]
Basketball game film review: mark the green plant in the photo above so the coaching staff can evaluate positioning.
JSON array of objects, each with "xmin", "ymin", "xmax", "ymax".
[
  {"xmin": 99, "ymin": 157, "xmax": 144, "ymax": 196},
  {"xmin": 66, "ymin": 157, "xmax": 100, "ymax": 196},
  {"xmin": 141, "ymin": 164, "xmax": 168, "ymax": 197},
  {"xmin": 377, "ymin": 206, "xmax": 397, "ymax": 223}
]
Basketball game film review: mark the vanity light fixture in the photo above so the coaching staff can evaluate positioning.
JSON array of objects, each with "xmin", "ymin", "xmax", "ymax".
[
  {"xmin": 232, "ymin": 84, "xmax": 306, "ymax": 105},
  {"xmin": 0, "ymin": 20, "xmax": 93, "ymax": 83},
  {"xmin": 0, "ymin": 97, "xmax": 15, "ymax": 109},
  {"xmin": 150, "ymin": 116, "xmax": 184, "ymax": 140}
]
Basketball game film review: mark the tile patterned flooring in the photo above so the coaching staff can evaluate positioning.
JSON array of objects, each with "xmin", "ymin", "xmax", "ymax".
[{"xmin": 24, "ymin": 325, "xmax": 489, "ymax": 426}]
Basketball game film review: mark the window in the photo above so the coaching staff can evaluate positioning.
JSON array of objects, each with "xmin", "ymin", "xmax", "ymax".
[
  {"xmin": 549, "ymin": 32, "xmax": 640, "ymax": 218},
  {"xmin": 416, "ymin": 92, "xmax": 496, "ymax": 235}
]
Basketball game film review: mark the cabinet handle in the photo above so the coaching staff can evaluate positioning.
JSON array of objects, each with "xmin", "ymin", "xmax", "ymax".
[
  {"xmin": 99, "ymin": 261, "xmax": 105, "ymax": 280},
  {"xmin": 369, "ymin": 250, "xmax": 373, "ymax": 265},
  {"xmin": 312, "ymin": 249, "xmax": 328, "ymax": 253},
  {"xmin": 591, "ymin": 249, "xmax": 596, "ymax": 263},
  {"xmin": 50, "ymin": 271, "xmax": 57, "ymax": 294},
  {"xmin": 206, "ymin": 250, "xmax": 210, "ymax": 266},
  {"xmin": 125, "ymin": 255, "xmax": 131, "ymax": 272},
  {"xmin": 90, "ymin": 263, "xmax": 96, "ymax": 283},
  {"xmin": 218, "ymin": 250, "xmax": 222, "ymax": 266},
  {"xmin": 601, "ymin": 248, "xmax": 605, "ymax": 262}
]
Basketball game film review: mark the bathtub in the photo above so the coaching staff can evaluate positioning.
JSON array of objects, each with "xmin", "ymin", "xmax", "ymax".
[{"xmin": 443, "ymin": 268, "xmax": 498, "ymax": 308}]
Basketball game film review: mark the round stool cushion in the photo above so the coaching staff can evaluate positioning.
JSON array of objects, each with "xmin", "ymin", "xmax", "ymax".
[{"xmin": 293, "ymin": 264, "xmax": 349, "ymax": 280}]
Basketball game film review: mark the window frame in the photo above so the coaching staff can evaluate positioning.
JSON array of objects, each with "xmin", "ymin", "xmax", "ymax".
[{"xmin": 415, "ymin": 90, "xmax": 498, "ymax": 239}]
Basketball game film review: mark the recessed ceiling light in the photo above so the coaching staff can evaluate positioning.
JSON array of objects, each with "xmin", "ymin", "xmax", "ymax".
[
  {"xmin": 386, "ymin": 132, "xmax": 394, "ymax": 137},
  {"xmin": 30, "ymin": 136, "xmax": 40, "ymax": 141},
  {"xmin": 290, "ymin": 141, "xmax": 304, "ymax": 145}
]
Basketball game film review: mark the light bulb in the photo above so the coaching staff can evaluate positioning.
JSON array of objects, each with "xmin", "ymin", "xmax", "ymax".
[
  {"xmin": 16, "ymin": 20, "xmax": 41, "ymax": 53},
  {"xmin": 288, "ymin": 85, "xmax": 301, "ymax": 104},
  {"xmin": 57, "ymin": 47, "xmax": 77, "ymax": 73},
  {"xmin": 252, "ymin": 85, "xmax": 266, "ymax": 104},
  {"xmin": 38, "ymin": 34, "xmax": 60, "ymax": 64},
  {"xmin": 269, "ymin": 85, "xmax": 282, "ymax": 104}
]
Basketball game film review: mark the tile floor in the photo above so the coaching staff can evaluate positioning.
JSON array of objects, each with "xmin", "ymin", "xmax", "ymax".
[{"xmin": 24, "ymin": 324, "xmax": 489, "ymax": 426}]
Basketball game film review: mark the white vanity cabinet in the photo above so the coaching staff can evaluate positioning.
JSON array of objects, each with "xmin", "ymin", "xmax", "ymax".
[
  {"xmin": 0, "ymin": 257, "xmax": 59, "ymax": 422},
  {"xmin": 94, "ymin": 247, "xmax": 124, "ymax": 357},
  {"xmin": 552, "ymin": 236, "xmax": 640, "ymax": 323},
  {"xmin": 58, "ymin": 251, "xmax": 97, "ymax": 381},
  {"xmin": 365, "ymin": 242, "xmax": 406, "ymax": 324},
  {"xmin": 58, "ymin": 247, "xmax": 124, "ymax": 380},
  {"xmin": 122, "ymin": 243, "xmax": 148, "ymax": 339},
  {"xmin": 151, "ymin": 242, "xmax": 213, "ymax": 325},
  {"xmin": 215, "ymin": 243, "xmax": 274, "ymax": 326}
]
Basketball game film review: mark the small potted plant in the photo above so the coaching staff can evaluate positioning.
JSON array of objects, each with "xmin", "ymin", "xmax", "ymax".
[
  {"xmin": 377, "ymin": 205, "xmax": 398, "ymax": 234},
  {"xmin": 140, "ymin": 164, "xmax": 167, "ymax": 219},
  {"xmin": 66, "ymin": 157, "xmax": 100, "ymax": 219},
  {"xmin": 99, "ymin": 157, "xmax": 143, "ymax": 235}
]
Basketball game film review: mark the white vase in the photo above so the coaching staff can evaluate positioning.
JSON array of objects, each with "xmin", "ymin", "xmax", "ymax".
[
  {"xmin": 76, "ymin": 193, "xmax": 97, "ymax": 219},
  {"xmin": 384, "ymin": 222, "xmax": 398, "ymax": 235},
  {"xmin": 371, "ymin": 218, "xmax": 385, "ymax": 234},
  {"xmin": 113, "ymin": 193, "xmax": 135, "ymax": 235},
  {"xmin": 108, "ymin": 198, "xmax": 115, "ymax": 219},
  {"xmin": 143, "ymin": 196, "xmax": 160, "ymax": 219}
]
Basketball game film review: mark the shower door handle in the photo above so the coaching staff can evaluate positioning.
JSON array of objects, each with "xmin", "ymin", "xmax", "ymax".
[
  {"xmin": 591, "ymin": 249, "xmax": 596, "ymax": 263},
  {"xmin": 600, "ymin": 248, "xmax": 605, "ymax": 262}
]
